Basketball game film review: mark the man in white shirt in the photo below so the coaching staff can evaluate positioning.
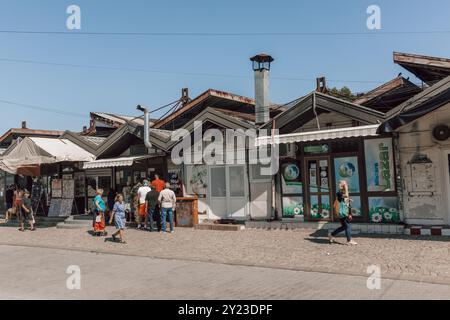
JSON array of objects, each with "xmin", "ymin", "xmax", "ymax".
[
  {"xmin": 137, "ymin": 180, "xmax": 151, "ymax": 229},
  {"xmin": 158, "ymin": 182, "xmax": 177, "ymax": 234}
]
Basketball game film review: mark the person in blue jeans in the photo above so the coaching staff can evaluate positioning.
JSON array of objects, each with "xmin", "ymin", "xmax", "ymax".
[
  {"xmin": 158, "ymin": 183, "xmax": 177, "ymax": 234},
  {"xmin": 329, "ymin": 180, "xmax": 358, "ymax": 245}
]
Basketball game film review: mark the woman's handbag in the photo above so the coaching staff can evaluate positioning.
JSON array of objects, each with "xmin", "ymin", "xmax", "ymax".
[{"xmin": 333, "ymin": 199, "xmax": 341, "ymax": 219}]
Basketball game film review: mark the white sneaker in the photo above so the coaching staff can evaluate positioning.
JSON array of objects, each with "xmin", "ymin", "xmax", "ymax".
[
  {"xmin": 328, "ymin": 234, "xmax": 335, "ymax": 244},
  {"xmin": 347, "ymin": 240, "xmax": 358, "ymax": 245}
]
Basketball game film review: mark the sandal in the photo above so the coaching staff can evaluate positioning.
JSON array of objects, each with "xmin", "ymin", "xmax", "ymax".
[
  {"xmin": 112, "ymin": 234, "xmax": 117, "ymax": 241},
  {"xmin": 119, "ymin": 240, "xmax": 127, "ymax": 244},
  {"xmin": 29, "ymin": 228, "xmax": 36, "ymax": 231},
  {"xmin": 18, "ymin": 228, "xmax": 25, "ymax": 232}
]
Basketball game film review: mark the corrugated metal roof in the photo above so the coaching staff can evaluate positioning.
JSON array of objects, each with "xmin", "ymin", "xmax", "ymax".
[{"xmin": 79, "ymin": 136, "xmax": 107, "ymax": 146}]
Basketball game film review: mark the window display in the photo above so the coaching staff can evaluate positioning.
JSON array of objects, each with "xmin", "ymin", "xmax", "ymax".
[
  {"xmin": 334, "ymin": 156, "xmax": 360, "ymax": 193},
  {"xmin": 365, "ymin": 138, "xmax": 395, "ymax": 192},
  {"xmin": 368, "ymin": 197, "xmax": 399, "ymax": 223},
  {"xmin": 282, "ymin": 196, "xmax": 303, "ymax": 217}
]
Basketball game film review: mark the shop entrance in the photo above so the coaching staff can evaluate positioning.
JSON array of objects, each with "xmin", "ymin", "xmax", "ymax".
[
  {"xmin": 304, "ymin": 157, "xmax": 332, "ymax": 220},
  {"xmin": 209, "ymin": 165, "xmax": 248, "ymax": 220}
]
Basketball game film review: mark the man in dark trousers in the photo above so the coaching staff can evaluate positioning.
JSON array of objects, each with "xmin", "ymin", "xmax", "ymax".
[
  {"xmin": 145, "ymin": 187, "xmax": 160, "ymax": 232},
  {"xmin": 5, "ymin": 185, "xmax": 14, "ymax": 212}
]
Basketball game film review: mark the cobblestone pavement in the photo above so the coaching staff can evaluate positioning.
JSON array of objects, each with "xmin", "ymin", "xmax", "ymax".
[
  {"xmin": 1, "ymin": 245, "xmax": 449, "ymax": 300},
  {"xmin": 0, "ymin": 225, "xmax": 449, "ymax": 286}
]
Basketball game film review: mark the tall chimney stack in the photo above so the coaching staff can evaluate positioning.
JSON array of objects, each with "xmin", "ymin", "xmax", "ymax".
[
  {"xmin": 250, "ymin": 53, "xmax": 274, "ymax": 125},
  {"xmin": 21, "ymin": 121, "xmax": 27, "ymax": 129}
]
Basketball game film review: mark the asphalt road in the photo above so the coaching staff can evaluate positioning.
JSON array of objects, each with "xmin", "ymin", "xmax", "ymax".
[{"xmin": 0, "ymin": 244, "xmax": 449, "ymax": 300}]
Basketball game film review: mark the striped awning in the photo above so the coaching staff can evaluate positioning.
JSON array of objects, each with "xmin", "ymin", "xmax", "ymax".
[
  {"xmin": 255, "ymin": 124, "xmax": 380, "ymax": 147},
  {"xmin": 83, "ymin": 155, "xmax": 159, "ymax": 169}
]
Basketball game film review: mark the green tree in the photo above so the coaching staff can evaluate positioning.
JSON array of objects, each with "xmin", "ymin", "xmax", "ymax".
[{"xmin": 328, "ymin": 86, "xmax": 362, "ymax": 102}]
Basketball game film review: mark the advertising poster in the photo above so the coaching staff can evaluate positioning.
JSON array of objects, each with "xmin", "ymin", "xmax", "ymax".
[
  {"xmin": 282, "ymin": 196, "xmax": 303, "ymax": 217},
  {"xmin": 368, "ymin": 197, "xmax": 399, "ymax": 223},
  {"xmin": 186, "ymin": 165, "xmax": 207, "ymax": 196},
  {"xmin": 364, "ymin": 138, "xmax": 395, "ymax": 192},
  {"xmin": 168, "ymin": 169, "xmax": 183, "ymax": 197},
  {"xmin": 334, "ymin": 157, "xmax": 360, "ymax": 193},
  {"xmin": 281, "ymin": 161, "xmax": 302, "ymax": 194},
  {"xmin": 51, "ymin": 179, "xmax": 62, "ymax": 198}
]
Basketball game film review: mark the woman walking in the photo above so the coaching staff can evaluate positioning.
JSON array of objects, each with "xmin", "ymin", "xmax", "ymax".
[
  {"xmin": 109, "ymin": 194, "xmax": 127, "ymax": 244},
  {"xmin": 329, "ymin": 180, "xmax": 358, "ymax": 245}
]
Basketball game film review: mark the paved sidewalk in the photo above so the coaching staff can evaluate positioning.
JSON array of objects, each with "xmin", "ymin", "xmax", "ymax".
[
  {"xmin": 0, "ymin": 245, "xmax": 449, "ymax": 300},
  {"xmin": 0, "ymin": 225, "xmax": 449, "ymax": 285}
]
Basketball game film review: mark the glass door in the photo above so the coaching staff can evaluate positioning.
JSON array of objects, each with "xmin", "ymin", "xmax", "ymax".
[
  {"xmin": 305, "ymin": 157, "xmax": 332, "ymax": 220},
  {"xmin": 208, "ymin": 165, "xmax": 248, "ymax": 220}
]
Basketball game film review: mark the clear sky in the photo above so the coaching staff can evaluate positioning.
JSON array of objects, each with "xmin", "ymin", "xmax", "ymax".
[{"xmin": 0, "ymin": 0, "xmax": 449, "ymax": 133}]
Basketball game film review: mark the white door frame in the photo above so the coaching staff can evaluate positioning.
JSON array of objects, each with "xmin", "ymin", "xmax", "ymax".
[{"xmin": 444, "ymin": 149, "xmax": 450, "ymax": 224}]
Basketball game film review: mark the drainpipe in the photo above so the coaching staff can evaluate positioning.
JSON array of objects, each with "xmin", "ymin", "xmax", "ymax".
[{"xmin": 136, "ymin": 105, "xmax": 152, "ymax": 150}]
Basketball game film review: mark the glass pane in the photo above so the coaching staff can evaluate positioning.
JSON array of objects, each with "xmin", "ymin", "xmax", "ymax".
[
  {"xmin": 318, "ymin": 159, "xmax": 329, "ymax": 193},
  {"xmin": 310, "ymin": 195, "xmax": 321, "ymax": 219},
  {"xmin": 308, "ymin": 161, "xmax": 318, "ymax": 193},
  {"xmin": 282, "ymin": 196, "xmax": 303, "ymax": 217},
  {"xmin": 368, "ymin": 197, "xmax": 399, "ymax": 223},
  {"xmin": 281, "ymin": 161, "xmax": 302, "ymax": 194},
  {"xmin": 211, "ymin": 167, "xmax": 226, "ymax": 197},
  {"xmin": 229, "ymin": 166, "xmax": 245, "ymax": 197},
  {"xmin": 364, "ymin": 138, "xmax": 395, "ymax": 192},
  {"xmin": 320, "ymin": 195, "xmax": 331, "ymax": 219},
  {"xmin": 349, "ymin": 195, "xmax": 363, "ymax": 217},
  {"xmin": 334, "ymin": 156, "xmax": 360, "ymax": 193}
]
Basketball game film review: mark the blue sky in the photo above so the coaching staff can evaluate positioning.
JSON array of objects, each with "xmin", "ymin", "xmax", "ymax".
[{"xmin": 0, "ymin": 0, "xmax": 449, "ymax": 133}]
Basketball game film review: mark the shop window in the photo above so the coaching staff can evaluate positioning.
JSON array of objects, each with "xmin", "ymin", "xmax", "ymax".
[
  {"xmin": 280, "ymin": 160, "xmax": 304, "ymax": 218},
  {"xmin": 364, "ymin": 138, "xmax": 395, "ymax": 192},
  {"xmin": 368, "ymin": 197, "xmax": 399, "ymax": 223},
  {"xmin": 282, "ymin": 196, "xmax": 304, "ymax": 217}
]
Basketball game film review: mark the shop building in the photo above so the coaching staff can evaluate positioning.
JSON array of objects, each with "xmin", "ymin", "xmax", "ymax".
[
  {"xmin": 256, "ymin": 90, "xmax": 401, "ymax": 224},
  {"xmin": 0, "ymin": 122, "xmax": 65, "ymax": 213},
  {"xmin": 378, "ymin": 75, "xmax": 450, "ymax": 226},
  {"xmin": 0, "ymin": 137, "xmax": 95, "ymax": 216}
]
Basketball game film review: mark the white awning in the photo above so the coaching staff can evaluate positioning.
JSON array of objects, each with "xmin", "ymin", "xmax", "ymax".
[
  {"xmin": 255, "ymin": 124, "xmax": 380, "ymax": 147},
  {"xmin": 0, "ymin": 137, "xmax": 95, "ymax": 174},
  {"xmin": 83, "ymin": 155, "xmax": 159, "ymax": 169}
]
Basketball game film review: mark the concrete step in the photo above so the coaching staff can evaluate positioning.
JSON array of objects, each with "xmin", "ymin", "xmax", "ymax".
[
  {"xmin": 72, "ymin": 215, "xmax": 95, "ymax": 221},
  {"xmin": 56, "ymin": 222, "xmax": 89, "ymax": 229},
  {"xmin": 0, "ymin": 216, "xmax": 65, "ymax": 228},
  {"xmin": 195, "ymin": 223, "xmax": 245, "ymax": 231},
  {"xmin": 63, "ymin": 219, "xmax": 93, "ymax": 225}
]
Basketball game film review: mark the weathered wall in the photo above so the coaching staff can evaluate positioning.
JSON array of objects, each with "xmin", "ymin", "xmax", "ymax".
[
  {"xmin": 295, "ymin": 113, "xmax": 354, "ymax": 132},
  {"xmin": 397, "ymin": 103, "xmax": 450, "ymax": 225}
]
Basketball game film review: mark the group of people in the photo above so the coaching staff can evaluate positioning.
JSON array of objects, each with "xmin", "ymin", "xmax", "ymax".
[
  {"xmin": 4, "ymin": 184, "xmax": 35, "ymax": 232},
  {"xmin": 92, "ymin": 175, "xmax": 177, "ymax": 244}
]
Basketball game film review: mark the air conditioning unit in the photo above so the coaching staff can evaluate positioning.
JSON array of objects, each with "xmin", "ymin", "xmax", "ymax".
[
  {"xmin": 432, "ymin": 125, "xmax": 450, "ymax": 141},
  {"xmin": 279, "ymin": 143, "xmax": 297, "ymax": 158}
]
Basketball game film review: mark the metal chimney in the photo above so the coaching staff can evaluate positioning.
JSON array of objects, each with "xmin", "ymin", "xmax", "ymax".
[{"xmin": 250, "ymin": 53, "xmax": 274, "ymax": 125}]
